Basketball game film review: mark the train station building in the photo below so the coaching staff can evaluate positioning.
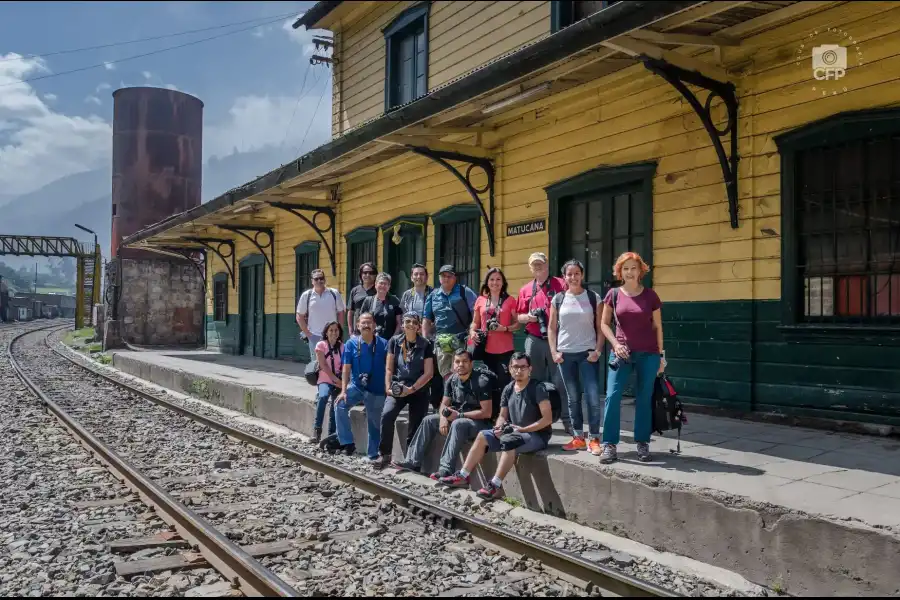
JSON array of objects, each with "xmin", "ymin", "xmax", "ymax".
[{"xmin": 120, "ymin": 1, "xmax": 900, "ymax": 429}]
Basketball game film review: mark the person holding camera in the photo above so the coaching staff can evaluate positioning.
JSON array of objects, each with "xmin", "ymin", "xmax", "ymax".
[
  {"xmin": 516, "ymin": 252, "xmax": 571, "ymax": 434},
  {"xmin": 599, "ymin": 252, "xmax": 664, "ymax": 464},
  {"xmin": 331, "ymin": 312, "xmax": 390, "ymax": 461},
  {"xmin": 391, "ymin": 349, "xmax": 493, "ymax": 480},
  {"xmin": 378, "ymin": 312, "xmax": 435, "ymax": 468},
  {"xmin": 312, "ymin": 320, "xmax": 345, "ymax": 444},
  {"xmin": 423, "ymin": 265, "xmax": 478, "ymax": 381},
  {"xmin": 439, "ymin": 352, "xmax": 553, "ymax": 500},
  {"xmin": 548, "ymin": 259, "xmax": 604, "ymax": 455},
  {"xmin": 468, "ymin": 267, "xmax": 518, "ymax": 418},
  {"xmin": 347, "ymin": 263, "xmax": 377, "ymax": 335},
  {"xmin": 359, "ymin": 272, "xmax": 402, "ymax": 341}
]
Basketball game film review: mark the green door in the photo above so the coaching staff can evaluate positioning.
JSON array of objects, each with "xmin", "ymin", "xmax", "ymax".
[
  {"xmin": 559, "ymin": 183, "xmax": 648, "ymax": 393},
  {"xmin": 385, "ymin": 222, "xmax": 425, "ymax": 294},
  {"xmin": 240, "ymin": 262, "xmax": 265, "ymax": 358}
]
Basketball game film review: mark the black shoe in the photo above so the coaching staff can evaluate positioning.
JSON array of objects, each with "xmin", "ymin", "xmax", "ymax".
[
  {"xmin": 391, "ymin": 459, "xmax": 418, "ymax": 472},
  {"xmin": 342, "ymin": 443, "xmax": 356, "ymax": 456},
  {"xmin": 319, "ymin": 433, "xmax": 341, "ymax": 453},
  {"xmin": 313, "ymin": 427, "xmax": 323, "ymax": 444}
]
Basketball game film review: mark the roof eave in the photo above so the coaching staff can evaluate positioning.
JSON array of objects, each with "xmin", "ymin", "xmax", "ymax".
[
  {"xmin": 122, "ymin": 0, "xmax": 702, "ymax": 249},
  {"xmin": 292, "ymin": 1, "xmax": 343, "ymax": 30}
]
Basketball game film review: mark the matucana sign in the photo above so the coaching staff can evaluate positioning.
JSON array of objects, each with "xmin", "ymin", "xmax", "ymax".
[{"xmin": 506, "ymin": 219, "xmax": 546, "ymax": 237}]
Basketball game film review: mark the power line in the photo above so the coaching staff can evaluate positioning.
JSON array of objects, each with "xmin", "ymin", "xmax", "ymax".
[
  {"xmin": 294, "ymin": 73, "xmax": 330, "ymax": 156},
  {"xmin": 0, "ymin": 11, "xmax": 299, "ymax": 64},
  {"xmin": 279, "ymin": 64, "xmax": 315, "ymax": 150},
  {"xmin": 1, "ymin": 14, "xmax": 292, "ymax": 89}
]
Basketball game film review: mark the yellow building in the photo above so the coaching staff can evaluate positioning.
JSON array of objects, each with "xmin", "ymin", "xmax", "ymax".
[{"xmin": 123, "ymin": 1, "xmax": 900, "ymax": 426}]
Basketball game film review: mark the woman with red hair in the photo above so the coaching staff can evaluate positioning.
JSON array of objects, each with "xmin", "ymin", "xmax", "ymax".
[{"xmin": 599, "ymin": 252, "xmax": 665, "ymax": 464}]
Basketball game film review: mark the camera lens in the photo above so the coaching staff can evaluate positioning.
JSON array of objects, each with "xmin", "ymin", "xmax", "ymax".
[{"xmin": 442, "ymin": 408, "xmax": 452, "ymax": 418}]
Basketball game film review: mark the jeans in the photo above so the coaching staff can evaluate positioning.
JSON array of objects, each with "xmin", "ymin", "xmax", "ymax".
[
  {"xmin": 557, "ymin": 351, "xmax": 603, "ymax": 438},
  {"xmin": 306, "ymin": 333, "xmax": 322, "ymax": 357},
  {"xmin": 525, "ymin": 335, "xmax": 570, "ymax": 428},
  {"xmin": 335, "ymin": 385, "xmax": 386, "ymax": 459},
  {"xmin": 315, "ymin": 383, "xmax": 337, "ymax": 435},
  {"xmin": 379, "ymin": 388, "xmax": 430, "ymax": 458},
  {"xmin": 404, "ymin": 414, "xmax": 487, "ymax": 474},
  {"xmin": 603, "ymin": 351, "xmax": 661, "ymax": 445}
]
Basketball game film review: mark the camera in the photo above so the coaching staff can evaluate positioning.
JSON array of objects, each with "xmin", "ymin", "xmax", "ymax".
[
  {"xmin": 359, "ymin": 373, "xmax": 370, "ymax": 388},
  {"xmin": 608, "ymin": 354, "xmax": 628, "ymax": 372},
  {"xmin": 531, "ymin": 308, "xmax": 548, "ymax": 337},
  {"xmin": 390, "ymin": 381, "xmax": 405, "ymax": 397},
  {"xmin": 486, "ymin": 318, "xmax": 500, "ymax": 331},
  {"xmin": 375, "ymin": 325, "xmax": 385, "ymax": 337},
  {"xmin": 501, "ymin": 423, "xmax": 515, "ymax": 435},
  {"xmin": 441, "ymin": 407, "xmax": 453, "ymax": 418}
]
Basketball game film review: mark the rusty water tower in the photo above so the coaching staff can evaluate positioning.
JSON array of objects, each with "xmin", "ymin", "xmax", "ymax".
[{"xmin": 111, "ymin": 86, "xmax": 203, "ymax": 259}]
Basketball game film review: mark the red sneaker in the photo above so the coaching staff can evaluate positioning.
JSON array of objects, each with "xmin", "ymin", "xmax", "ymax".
[
  {"xmin": 562, "ymin": 436, "xmax": 587, "ymax": 452},
  {"xmin": 439, "ymin": 473, "xmax": 470, "ymax": 488}
]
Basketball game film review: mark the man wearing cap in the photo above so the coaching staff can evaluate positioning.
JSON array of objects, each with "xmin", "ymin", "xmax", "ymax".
[
  {"xmin": 516, "ymin": 252, "xmax": 572, "ymax": 434},
  {"xmin": 423, "ymin": 265, "xmax": 478, "ymax": 382}
]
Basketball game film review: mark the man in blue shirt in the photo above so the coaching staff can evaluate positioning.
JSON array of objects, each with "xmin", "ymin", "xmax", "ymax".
[
  {"xmin": 423, "ymin": 264, "xmax": 478, "ymax": 381},
  {"xmin": 332, "ymin": 312, "xmax": 389, "ymax": 461}
]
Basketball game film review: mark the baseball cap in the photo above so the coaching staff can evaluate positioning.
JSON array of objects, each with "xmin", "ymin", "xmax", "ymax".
[
  {"xmin": 439, "ymin": 264, "xmax": 456, "ymax": 275},
  {"xmin": 528, "ymin": 252, "xmax": 548, "ymax": 265}
]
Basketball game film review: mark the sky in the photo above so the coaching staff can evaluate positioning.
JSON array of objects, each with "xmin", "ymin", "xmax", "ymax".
[{"xmin": 0, "ymin": 0, "xmax": 333, "ymax": 197}]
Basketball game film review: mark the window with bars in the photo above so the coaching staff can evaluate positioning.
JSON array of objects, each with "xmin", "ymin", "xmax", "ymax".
[
  {"xmin": 345, "ymin": 227, "xmax": 378, "ymax": 295},
  {"xmin": 213, "ymin": 274, "xmax": 228, "ymax": 322},
  {"xmin": 552, "ymin": 1, "xmax": 618, "ymax": 32},
  {"xmin": 294, "ymin": 243, "xmax": 320, "ymax": 307},
  {"xmin": 436, "ymin": 217, "xmax": 480, "ymax": 289},
  {"xmin": 787, "ymin": 125, "xmax": 900, "ymax": 324},
  {"xmin": 384, "ymin": 3, "xmax": 428, "ymax": 111}
]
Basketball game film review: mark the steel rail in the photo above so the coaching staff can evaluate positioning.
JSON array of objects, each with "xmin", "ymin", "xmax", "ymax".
[
  {"xmin": 7, "ymin": 325, "xmax": 299, "ymax": 598},
  {"xmin": 47, "ymin": 330, "xmax": 678, "ymax": 598}
]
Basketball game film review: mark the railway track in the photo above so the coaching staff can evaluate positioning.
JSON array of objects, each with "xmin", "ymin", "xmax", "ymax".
[{"xmin": 8, "ymin": 324, "xmax": 683, "ymax": 598}]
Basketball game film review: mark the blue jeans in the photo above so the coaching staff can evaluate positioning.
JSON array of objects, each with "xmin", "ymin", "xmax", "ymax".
[
  {"xmin": 336, "ymin": 385, "xmax": 386, "ymax": 459},
  {"xmin": 315, "ymin": 383, "xmax": 337, "ymax": 435},
  {"xmin": 603, "ymin": 351, "xmax": 661, "ymax": 445},
  {"xmin": 557, "ymin": 351, "xmax": 602, "ymax": 437}
]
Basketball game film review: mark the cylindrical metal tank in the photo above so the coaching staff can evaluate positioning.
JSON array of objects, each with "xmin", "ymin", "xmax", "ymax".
[{"xmin": 111, "ymin": 87, "xmax": 203, "ymax": 259}]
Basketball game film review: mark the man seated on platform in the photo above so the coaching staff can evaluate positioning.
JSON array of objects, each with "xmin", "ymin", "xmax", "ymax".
[
  {"xmin": 391, "ymin": 349, "xmax": 493, "ymax": 480},
  {"xmin": 438, "ymin": 352, "xmax": 552, "ymax": 501}
]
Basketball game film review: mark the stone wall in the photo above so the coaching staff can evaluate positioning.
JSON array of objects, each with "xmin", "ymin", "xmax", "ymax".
[{"xmin": 119, "ymin": 259, "xmax": 204, "ymax": 346}]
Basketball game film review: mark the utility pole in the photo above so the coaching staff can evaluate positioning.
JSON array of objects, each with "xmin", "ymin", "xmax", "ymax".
[{"xmin": 33, "ymin": 262, "xmax": 37, "ymax": 294}]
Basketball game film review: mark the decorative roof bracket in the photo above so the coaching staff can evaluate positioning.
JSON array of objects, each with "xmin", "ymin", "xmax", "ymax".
[
  {"xmin": 185, "ymin": 237, "xmax": 236, "ymax": 288},
  {"xmin": 266, "ymin": 203, "xmax": 337, "ymax": 276},
  {"xmin": 641, "ymin": 56, "xmax": 740, "ymax": 228},
  {"xmin": 216, "ymin": 225, "xmax": 276, "ymax": 283}
]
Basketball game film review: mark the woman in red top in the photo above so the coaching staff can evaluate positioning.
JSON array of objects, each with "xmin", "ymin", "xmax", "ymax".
[
  {"xmin": 599, "ymin": 252, "xmax": 665, "ymax": 465},
  {"xmin": 469, "ymin": 267, "xmax": 519, "ymax": 419}
]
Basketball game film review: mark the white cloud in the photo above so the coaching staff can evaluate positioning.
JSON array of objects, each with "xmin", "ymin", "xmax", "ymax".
[
  {"xmin": 95, "ymin": 83, "xmax": 111, "ymax": 94},
  {"xmin": 0, "ymin": 53, "xmax": 111, "ymax": 195},
  {"xmin": 283, "ymin": 16, "xmax": 328, "ymax": 59},
  {"xmin": 84, "ymin": 95, "xmax": 102, "ymax": 106},
  {"xmin": 103, "ymin": 61, "xmax": 115, "ymax": 71},
  {"xmin": 142, "ymin": 71, "xmax": 153, "ymax": 80},
  {"xmin": 205, "ymin": 79, "xmax": 332, "ymax": 162},
  {"xmin": 43, "ymin": 93, "xmax": 57, "ymax": 102},
  {"xmin": 164, "ymin": 83, "xmax": 179, "ymax": 91}
]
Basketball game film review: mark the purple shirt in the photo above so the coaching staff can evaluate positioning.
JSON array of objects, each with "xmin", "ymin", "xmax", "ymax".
[{"xmin": 603, "ymin": 288, "xmax": 662, "ymax": 354}]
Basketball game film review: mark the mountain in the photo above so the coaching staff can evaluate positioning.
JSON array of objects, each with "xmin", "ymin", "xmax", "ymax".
[{"xmin": 0, "ymin": 145, "xmax": 298, "ymax": 269}]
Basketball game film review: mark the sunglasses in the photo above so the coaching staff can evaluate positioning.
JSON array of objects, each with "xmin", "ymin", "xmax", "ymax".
[{"xmin": 312, "ymin": 277, "xmax": 325, "ymax": 281}]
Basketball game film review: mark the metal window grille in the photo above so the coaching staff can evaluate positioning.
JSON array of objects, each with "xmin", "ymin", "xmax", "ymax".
[
  {"xmin": 796, "ymin": 135, "xmax": 900, "ymax": 323},
  {"xmin": 295, "ymin": 251, "xmax": 319, "ymax": 305},
  {"xmin": 438, "ymin": 219, "xmax": 479, "ymax": 289},
  {"xmin": 213, "ymin": 280, "xmax": 227, "ymax": 322}
]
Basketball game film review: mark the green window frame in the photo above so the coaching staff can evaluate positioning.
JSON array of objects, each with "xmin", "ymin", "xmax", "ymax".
[
  {"xmin": 551, "ymin": 1, "xmax": 618, "ymax": 33},
  {"xmin": 212, "ymin": 272, "xmax": 228, "ymax": 322},
  {"xmin": 294, "ymin": 242, "xmax": 321, "ymax": 309},
  {"xmin": 432, "ymin": 205, "xmax": 481, "ymax": 290},
  {"xmin": 384, "ymin": 2, "xmax": 430, "ymax": 111},
  {"xmin": 345, "ymin": 226, "xmax": 378, "ymax": 295},
  {"xmin": 774, "ymin": 108, "xmax": 900, "ymax": 335}
]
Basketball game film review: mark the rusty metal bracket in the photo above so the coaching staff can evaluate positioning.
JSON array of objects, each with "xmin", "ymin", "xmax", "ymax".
[
  {"xmin": 160, "ymin": 246, "xmax": 207, "ymax": 283},
  {"xmin": 409, "ymin": 147, "xmax": 496, "ymax": 256},
  {"xmin": 641, "ymin": 56, "xmax": 739, "ymax": 228},
  {"xmin": 215, "ymin": 226, "xmax": 275, "ymax": 283},
  {"xmin": 267, "ymin": 203, "xmax": 337, "ymax": 276},
  {"xmin": 185, "ymin": 238, "xmax": 235, "ymax": 288}
]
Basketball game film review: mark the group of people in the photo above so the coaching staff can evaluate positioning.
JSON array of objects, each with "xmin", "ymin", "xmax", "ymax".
[{"xmin": 295, "ymin": 250, "xmax": 665, "ymax": 499}]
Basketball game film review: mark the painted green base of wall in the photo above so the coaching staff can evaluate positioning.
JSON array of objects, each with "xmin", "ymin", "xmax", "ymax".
[
  {"xmin": 665, "ymin": 300, "xmax": 900, "ymax": 426},
  {"xmin": 207, "ymin": 313, "xmax": 312, "ymax": 362}
]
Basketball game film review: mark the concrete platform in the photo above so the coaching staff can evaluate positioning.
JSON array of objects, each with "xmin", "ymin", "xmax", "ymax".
[{"xmin": 110, "ymin": 349, "xmax": 900, "ymax": 596}]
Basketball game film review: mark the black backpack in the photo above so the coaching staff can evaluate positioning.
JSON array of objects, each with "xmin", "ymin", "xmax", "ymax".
[
  {"xmin": 304, "ymin": 344, "xmax": 339, "ymax": 386},
  {"xmin": 652, "ymin": 374, "xmax": 687, "ymax": 454},
  {"xmin": 542, "ymin": 381, "xmax": 563, "ymax": 423}
]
